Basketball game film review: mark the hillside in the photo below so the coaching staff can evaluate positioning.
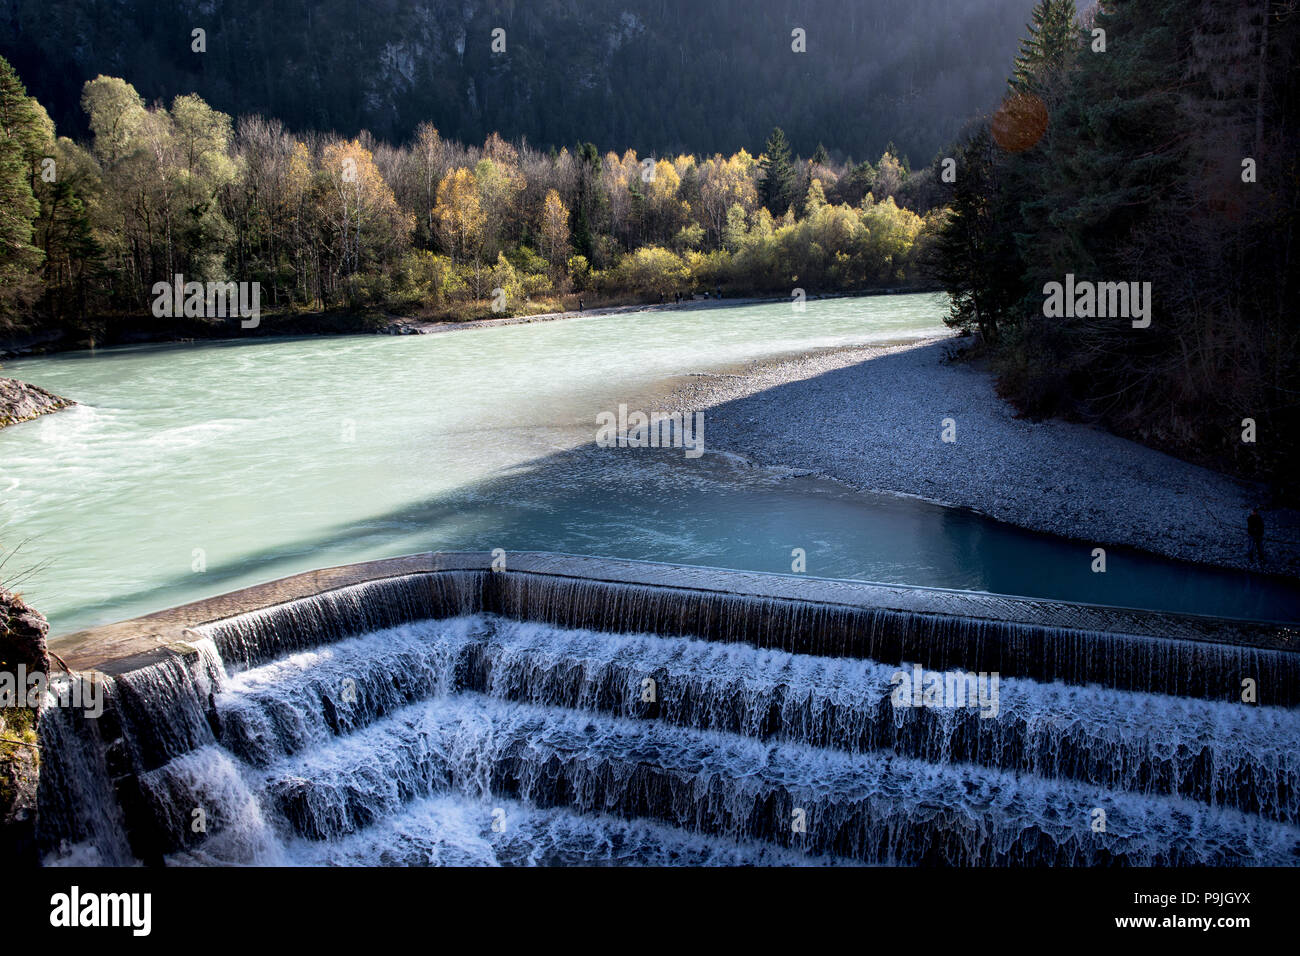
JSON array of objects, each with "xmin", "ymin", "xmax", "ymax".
[{"xmin": 1, "ymin": 0, "xmax": 1039, "ymax": 161}]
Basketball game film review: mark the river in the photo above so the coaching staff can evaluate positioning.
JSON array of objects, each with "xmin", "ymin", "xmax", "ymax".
[{"xmin": 2, "ymin": 293, "xmax": 1297, "ymax": 633}]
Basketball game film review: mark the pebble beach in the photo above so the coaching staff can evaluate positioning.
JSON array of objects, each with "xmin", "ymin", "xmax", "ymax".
[{"xmin": 668, "ymin": 337, "xmax": 1300, "ymax": 579}]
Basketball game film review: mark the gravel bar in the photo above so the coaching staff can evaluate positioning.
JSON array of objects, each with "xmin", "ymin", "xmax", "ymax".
[{"xmin": 666, "ymin": 337, "xmax": 1300, "ymax": 579}]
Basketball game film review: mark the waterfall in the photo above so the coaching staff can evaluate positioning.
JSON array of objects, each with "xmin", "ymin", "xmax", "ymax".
[
  {"xmin": 481, "ymin": 572, "xmax": 1300, "ymax": 706},
  {"xmin": 36, "ymin": 563, "xmax": 1300, "ymax": 866},
  {"xmin": 196, "ymin": 570, "xmax": 1300, "ymax": 704},
  {"xmin": 204, "ymin": 573, "xmax": 479, "ymax": 669}
]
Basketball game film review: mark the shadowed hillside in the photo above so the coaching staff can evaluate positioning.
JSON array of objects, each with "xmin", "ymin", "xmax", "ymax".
[{"xmin": 0, "ymin": 0, "xmax": 1039, "ymax": 161}]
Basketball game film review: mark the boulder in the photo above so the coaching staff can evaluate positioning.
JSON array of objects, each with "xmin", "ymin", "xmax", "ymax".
[{"xmin": 0, "ymin": 376, "xmax": 73, "ymax": 429}]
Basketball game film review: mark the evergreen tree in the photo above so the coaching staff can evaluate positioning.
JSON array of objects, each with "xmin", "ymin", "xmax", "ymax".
[
  {"xmin": 926, "ymin": 129, "xmax": 1020, "ymax": 342},
  {"xmin": 0, "ymin": 55, "xmax": 51, "ymax": 162},
  {"xmin": 758, "ymin": 127, "xmax": 796, "ymax": 216},
  {"xmin": 1009, "ymin": 0, "xmax": 1079, "ymax": 94},
  {"xmin": 841, "ymin": 160, "xmax": 876, "ymax": 206},
  {"xmin": 571, "ymin": 141, "xmax": 600, "ymax": 261},
  {"xmin": 0, "ymin": 55, "xmax": 48, "ymax": 318}
]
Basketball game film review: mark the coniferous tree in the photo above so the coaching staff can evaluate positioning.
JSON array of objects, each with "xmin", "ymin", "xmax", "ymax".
[
  {"xmin": 1009, "ymin": 0, "xmax": 1079, "ymax": 94},
  {"xmin": 571, "ymin": 141, "xmax": 600, "ymax": 262},
  {"xmin": 0, "ymin": 56, "xmax": 48, "ymax": 318},
  {"xmin": 758, "ymin": 127, "xmax": 797, "ymax": 216},
  {"xmin": 926, "ymin": 129, "xmax": 1020, "ymax": 342}
]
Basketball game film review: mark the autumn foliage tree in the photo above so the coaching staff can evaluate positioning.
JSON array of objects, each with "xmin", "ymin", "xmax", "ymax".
[
  {"xmin": 1, "ymin": 54, "xmax": 938, "ymax": 337},
  {"xmin": 538, "ymin": 189, "xmax": 570, "ymax": 273}
]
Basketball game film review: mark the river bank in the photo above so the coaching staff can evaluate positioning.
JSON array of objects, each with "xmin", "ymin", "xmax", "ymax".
[
  {"xmin": 0, "ymin": 288, "xmax": 934, "ymax": 358},
  {"xmin": 666, "ymin": 337, "xmax": 1300, "ymax": 581},
  {"xmin": 0, "ymin": 378, "xmax": 73, "ymax": 429},
  {"xmin": 0, "ymin": 589, "xmax": 48, "ymax": 865},
  {"xmin": 382, "ymin": 293, "xmax": 787, "ymax": 335},
  {"xmin": 7, "ymin": 295, "xmax": 1295, "ymax": 630}
]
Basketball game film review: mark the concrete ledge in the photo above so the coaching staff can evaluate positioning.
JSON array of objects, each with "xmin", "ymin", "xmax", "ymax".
[
  {"xmin": 49, "ymin": 552, "xmax": 1298, "ymax": 677},
  {"xmin": 50, "ymin": 554, "xmax": 437, "ymax": 673}
]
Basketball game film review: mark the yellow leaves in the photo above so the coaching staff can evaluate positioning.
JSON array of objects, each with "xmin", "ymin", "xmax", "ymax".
[
  {"xmin": 286, "ymin": 142, "xmax": 311, "ymax": 202},
  {"xmin": 645, "ymin": 159, "xmax": 680, "ymax": 201},
  {"xmin": 699, "ymin": 152, "xmax": 759, "ymax": 237},
  {"xmin": 322, "ymin": 139, "xmax": 381, "ymax": 195},
  {"xmin": 320, "ymin": 138, "xmax": 411, "ymax": 269},
  {"xmin": 170, "ymin": 94, "xmax": 233, "ymax": 179},
  {"xmin": 434, "ymin": 166, "xmax": 485, "ymax": 262},
  {"xmin": 805, "ymin": 177, "xmax": 828, "ymax": 212},
  {"xmin": 481, "ymin": 132, "xmax": 518, "ymax": 167},
  {"xmin": 541, "ymin": 189, "xmax": 569, "ymax": 223},
  {"xmin": 614, "ymin": 245, "xmax": 689, "ymax": 295},
  {"xmin": 539, "ymin": 188, "xmax": 570, "ymax": 267}
]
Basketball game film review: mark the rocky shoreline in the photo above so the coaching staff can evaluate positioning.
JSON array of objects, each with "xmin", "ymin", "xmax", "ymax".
[
  {"xmin": 0, "ymin": 589, "xmax": 49, "ymax": 865},
  {"xmin": 0, "ymin": 377, "xmax": 73, "ymax": 429},
  {"xmin": 382, "ymin": 289, "xmax": 928, "ymax": 336},
  {"xmin": 667, "ymin": 337, "xmax": 1300, "ymax": 579},
  {"xmin": 0, "ymin": 289, "xmax": 933, "ymax": 357}
]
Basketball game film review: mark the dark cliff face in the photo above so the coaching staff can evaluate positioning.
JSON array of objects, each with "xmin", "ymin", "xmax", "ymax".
[
  {"xmin": 0, "ymin": 590, "xmax": 49, "ymax": 865},
  {"xmin": 0, "ymin": 0, "xmax": 1036, "ymax": 160}
]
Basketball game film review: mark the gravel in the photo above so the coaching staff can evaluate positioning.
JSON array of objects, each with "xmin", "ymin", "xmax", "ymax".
[{"xmin": 666, "ymin": 337, "xmax": 1300, "ymax": 578}]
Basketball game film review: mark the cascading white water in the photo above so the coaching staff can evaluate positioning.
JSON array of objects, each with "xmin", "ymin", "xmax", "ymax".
[{"xmin": 43, "ymin": 608, "xmax": 1300, "ymax": 867}]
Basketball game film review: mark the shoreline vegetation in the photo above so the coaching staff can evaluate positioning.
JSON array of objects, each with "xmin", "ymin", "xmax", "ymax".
[
  {"xmin": 4, "ymin": 0, "xmax": 1297, "ymax": 496},
  {"xmin": 0, "ymin": 53, "xmax": 944, "ymax": 356},
  {"xmin": 930, "ymin": 1, "xmax": 1299, "ymax": 494},
  {"xmin": 0, "ymin": 285, "xmax": 937, "ymax": 358}
]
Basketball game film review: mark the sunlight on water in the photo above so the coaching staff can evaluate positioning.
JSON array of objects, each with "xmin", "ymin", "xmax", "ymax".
[
  {"xmin": 2, "ymin": 293, "xmax": 1298, "ymax": 631},
  {"xmin": 40, "ymin": 613, "xmax": 1297, "ymax": 866}
]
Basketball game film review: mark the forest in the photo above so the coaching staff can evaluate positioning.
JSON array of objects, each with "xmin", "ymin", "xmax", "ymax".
[
  {"xmin": 0, "ymin": 0, "xmax": 1038, "ymax": 163},
  {"xmin": 931, "ymin": 0, "xmax": 1299, "ymax": 489},
  {"xmin": 2, "ymin": 0, "xmax": 1297, "ymax": 490},
  {"xmin": 0, "ymin": 54, "xmax": 942, "ymax": 338}
]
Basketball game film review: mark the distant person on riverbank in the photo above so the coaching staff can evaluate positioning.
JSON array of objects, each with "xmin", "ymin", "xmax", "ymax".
[
  {"xmin": 578, "ymin": 298, "xmax": 584, "ymax": 311},
  {"xmin": 1248, "ymin": 508, "xmax": 1265, "ymax": 563}
]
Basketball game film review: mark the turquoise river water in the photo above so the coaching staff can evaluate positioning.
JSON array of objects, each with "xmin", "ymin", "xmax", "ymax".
[{"xmin": 2, "ymin": 293, "xmax": 1297, "ymax": 633}]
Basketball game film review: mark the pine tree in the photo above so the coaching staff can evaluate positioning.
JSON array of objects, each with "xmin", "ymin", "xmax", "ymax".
[
  {"xmin": 571, "ymin": 141, "xmax": 600, "ymax": 261},
  {"xmin": 1009, "ymin": 0, "xmax": 1079, "ymax": 94},
  {"xmin": 758, "ymin": 127, "xmax": 796, "ymax": 216},
  {"xmin": 0, "ymin": 56, "xmax": 48, "ymax": 318},
  {"xmin": 925, "ymin": 129, "xmax": 1021, "ymax": 343},
  {"xmin": 0, "ymin": 56, "xmax": 51, "ymax": 162}
]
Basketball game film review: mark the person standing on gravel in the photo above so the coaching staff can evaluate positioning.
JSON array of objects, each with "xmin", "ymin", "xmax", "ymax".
[{"xmin": 1247, "ymin": 509, "xmax": 1265, "ymax": 564}]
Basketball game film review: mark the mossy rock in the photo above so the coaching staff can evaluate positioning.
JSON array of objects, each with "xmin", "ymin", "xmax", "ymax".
[{"xmin": 0, "ymin": 591, "xmax": 48, "ymax": 865}]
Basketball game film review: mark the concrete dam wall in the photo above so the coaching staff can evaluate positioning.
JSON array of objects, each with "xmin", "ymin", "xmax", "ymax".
[{"xmin": 35, "ymin": 552, "xmax": 1300, "ymax": 866}]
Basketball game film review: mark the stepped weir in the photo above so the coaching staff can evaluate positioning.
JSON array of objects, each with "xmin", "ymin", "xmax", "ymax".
[{"xmin": 37, "ymin": 552, "xmax": 1300, "ymax": 866}]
